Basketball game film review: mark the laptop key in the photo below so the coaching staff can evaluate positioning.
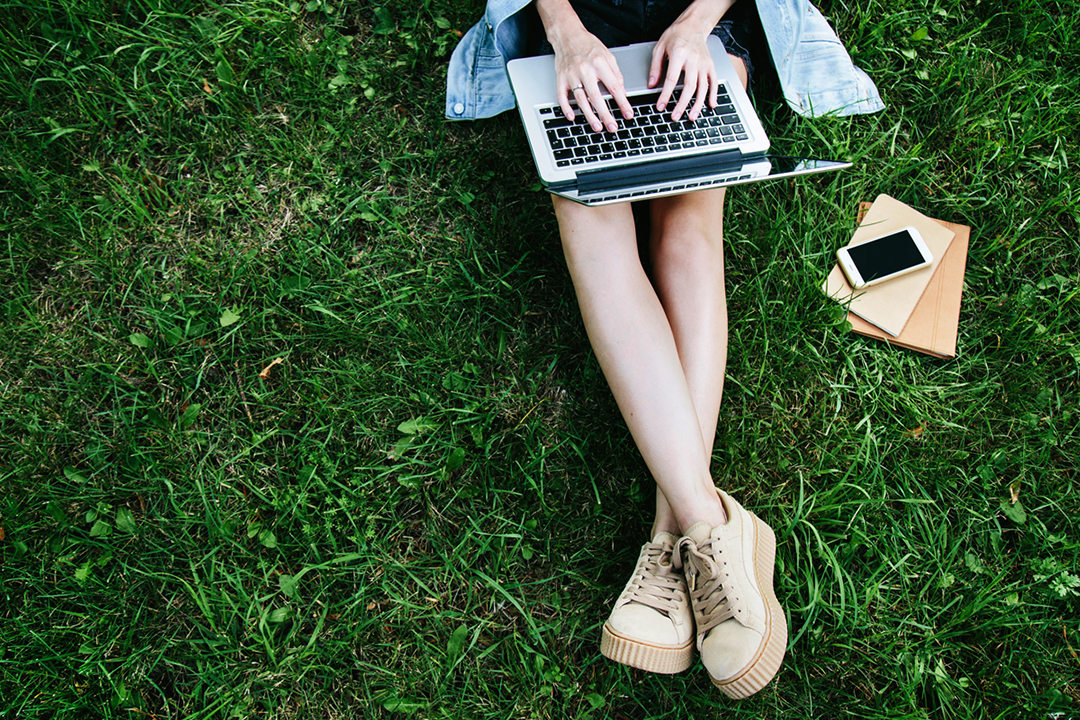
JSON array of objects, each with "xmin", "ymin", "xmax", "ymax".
[
  {"xmin": 735, "ymin": 134, "xmax": 749, "ymax": 141},
  {"xmin": 716, "ymin": 104, "xmax": 735, "ymax": 115},
  {"xmin": 574, "ymin": 146, "xmax": 589, "ymax": 157},
  {"xmin": 556, "ymin": 160, "xmax": 570, "ymax": 167},
  {"xmin": 571, "ymin": 158, "xmax": 584, "ymax": 165},
  {"xmin": 732, "ymin": 124, "xmax": 745, "ymax": 134},
  {"xmin": 544, "ymin": 117, "xmax": 573, "ymax": 128},
  {"xmin": 721, "ymin": 114, "xmax": 740, "ymax": 124},
  {"xmin": 554, "ymin": 149, "xmax": 573, "ymax": 160},
  {"xmin": 550, "ymin": 139, "xmax": 563, "ymax": 149},
  {"xmin": 599, "ymin": 153, "xmax": 613, "ymax": 161}
]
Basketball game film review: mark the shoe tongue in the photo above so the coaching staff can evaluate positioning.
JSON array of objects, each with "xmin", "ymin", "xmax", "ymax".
[
  {"xmin": 652, "ymin": 530, "xmax": 679, "ymax": 546},
  {"xmin": 683, "ymin": 521, "xmax": 714, "ymax": 546}
]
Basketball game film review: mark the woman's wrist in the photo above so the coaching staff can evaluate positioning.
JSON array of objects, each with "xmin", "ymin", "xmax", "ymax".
[
  {"xmin": 534, "ymin": 0, "xmax": 588, "ymax": 51},
  {"xmin": 670, "ymin": 0, "xmax": 738, "ymax": 37}
]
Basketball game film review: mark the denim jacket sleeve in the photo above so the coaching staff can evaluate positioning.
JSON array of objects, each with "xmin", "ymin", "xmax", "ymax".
[
  {"xmin": 757, "ymin": 0, "xmax": 884, "ymax": 116},
  {"xmin": 445, "ymin": 0, "xmax": 532, "ymax": 120},
  {"xmin": 445, "ymin": 0, "xmax": 884, "ymax": 120}
]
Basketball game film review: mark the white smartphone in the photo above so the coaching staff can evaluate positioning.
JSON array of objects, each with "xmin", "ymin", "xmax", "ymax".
[{"xmin": 836, "ymin": 226, "xmax": 933, "ymax": 289}]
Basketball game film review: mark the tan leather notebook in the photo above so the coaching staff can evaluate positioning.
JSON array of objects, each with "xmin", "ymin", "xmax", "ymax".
[
  {"xmin": 823, "ymin": 194, "xmax": 955, "ymax": 336},
  {"xmin": 844, "ymin": 206, "xmax": 970, "ymax": 358}
]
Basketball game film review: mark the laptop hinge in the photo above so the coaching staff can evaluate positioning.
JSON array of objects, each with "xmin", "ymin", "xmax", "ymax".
[{"xmin": 576, "ymin": 149, "xmax": 744, "ymax": 196}]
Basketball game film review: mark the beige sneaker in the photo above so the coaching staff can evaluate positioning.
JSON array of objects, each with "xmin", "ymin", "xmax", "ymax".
[
  {"xmin": 676, "ymin": 490, "xmax": 787, "ymax": 698},
  {"xmin": 600, "ymin": 531, "xmax": 695, "ymax": 674}
]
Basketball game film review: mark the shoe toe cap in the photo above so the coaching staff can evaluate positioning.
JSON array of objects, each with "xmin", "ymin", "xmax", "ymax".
[
  {"xmin": 607, "ymin": 604, "xmax": 688, "ymax": 648},
  {"xmin": 700, "ymin": 619, "xmax": 762, "ymax": 681}
]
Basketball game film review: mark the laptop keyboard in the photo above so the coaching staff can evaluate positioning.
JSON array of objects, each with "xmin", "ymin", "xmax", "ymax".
[{"xmin": 538, "ymin": 85, "xmax": 749, "ymax": 168}]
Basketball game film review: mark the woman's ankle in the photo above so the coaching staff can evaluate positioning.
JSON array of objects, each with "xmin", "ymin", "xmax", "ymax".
[
  {"xmin": 651, "ymin": 518, "xmax": 681, "ymax": 538},
  {"xmin": 675, "ymin": 486, "xmax": 727, "ymax": 534}
]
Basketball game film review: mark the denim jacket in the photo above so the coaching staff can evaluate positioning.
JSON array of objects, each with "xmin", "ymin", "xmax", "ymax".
[{"xmin": 445, "ymin": 0, "xmax": 884, "ymax": 120}]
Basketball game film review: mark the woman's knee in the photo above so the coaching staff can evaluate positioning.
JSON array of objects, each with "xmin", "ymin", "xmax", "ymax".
[
  {"xmin": 649, "ymin": 189, "xmax": 726, "ymax": 261},
  {"xmin": 552, "ymin": 194, "xmax": 637, "ymax": 261}
]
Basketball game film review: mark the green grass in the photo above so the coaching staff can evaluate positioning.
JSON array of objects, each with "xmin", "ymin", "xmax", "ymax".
[{"xmin": 1, "ymin": 0, "xmax": 1078, "ymax": 717}]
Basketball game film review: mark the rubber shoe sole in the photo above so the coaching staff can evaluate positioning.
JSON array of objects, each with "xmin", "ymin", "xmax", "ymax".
[
  {"xmin": 710, "ymin": 514, "xmax": 787, "ymax": 698},
  {"xmin": 601, "ymin": 623, "xmax": 694, "ymax": 674}
]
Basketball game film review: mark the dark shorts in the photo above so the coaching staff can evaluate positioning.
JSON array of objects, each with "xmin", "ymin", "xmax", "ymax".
[{"xmin": 528, "ymin": 0, "xmax": 764, "ymax": 88}]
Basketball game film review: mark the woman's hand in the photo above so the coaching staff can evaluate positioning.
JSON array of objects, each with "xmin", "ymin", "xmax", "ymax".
[
  {"xmin": 649, "ymin": 21, "xmax": 718, "ymax": 122},
  {"xmin": 552, "ymin": 29, "xmax": 635, "ymax": 133},
  {"xmin": 536, "ymin": 0, "xmax": 633, "ymax": 133}
]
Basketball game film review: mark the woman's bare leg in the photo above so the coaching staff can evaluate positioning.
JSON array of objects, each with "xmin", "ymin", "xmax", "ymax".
[
  {"xmin": 647, "ymin": 187, "xmax": 728, "ymax": 536},
  {"xmin": 553, "ymin": 197, "xmax": 726, "ymax": 534},
  {"xmin": 650, "ymin": 55, "xmax": 747, "ymax": 536}
]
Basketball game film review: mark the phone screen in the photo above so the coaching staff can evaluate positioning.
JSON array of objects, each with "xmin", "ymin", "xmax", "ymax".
[{"xmin": 847, "ymin": 230, "xmax": 926, "ymax": 282}]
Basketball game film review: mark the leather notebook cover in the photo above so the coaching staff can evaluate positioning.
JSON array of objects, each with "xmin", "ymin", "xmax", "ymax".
[
  {"xmin": 823, "ymin": 194, "xmax": 955, "ymax": 337},
  {"xmin": 845, "ymin": 206, "xmax": 970, "ymax": 358}
]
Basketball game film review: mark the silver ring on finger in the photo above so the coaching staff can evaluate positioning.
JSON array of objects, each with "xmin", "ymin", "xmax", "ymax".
[{"xmin": 571, "ymin": 85, "xmax": 585, "ymax": 92}]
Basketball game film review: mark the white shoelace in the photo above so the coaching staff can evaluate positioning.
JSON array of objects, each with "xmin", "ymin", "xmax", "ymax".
[
  {"xmin": 675, "ymin": 535, "xmax": 740, "ymax": 641},
  {"xmin": 617, "ymin": 540, "xmax": 687, "ymax": 617}
]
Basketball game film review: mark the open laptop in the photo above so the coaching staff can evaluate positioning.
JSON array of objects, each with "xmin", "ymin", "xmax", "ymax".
[{"xmin": 506, "ymin": 37, "xmax": 850, "ymax": 205}]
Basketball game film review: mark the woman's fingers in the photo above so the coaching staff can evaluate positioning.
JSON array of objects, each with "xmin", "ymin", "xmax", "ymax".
[
  {"xmin": 557, "ymin": 87, "xmax": 577, "ymax": 124},
  {"xmin": 650, "ymin": 31, "xmax": 717, "ymax": 121},
  {"xmin": 686, "ymin": 65, "xmax": 714, "ymax": 120},
  {"xmin": 554, "ymin": 38, "xmax": 632, "ymax": 132},
  {"xmin": 595, "ymin": 59, "xmax": 633, "ymax": 125}
]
